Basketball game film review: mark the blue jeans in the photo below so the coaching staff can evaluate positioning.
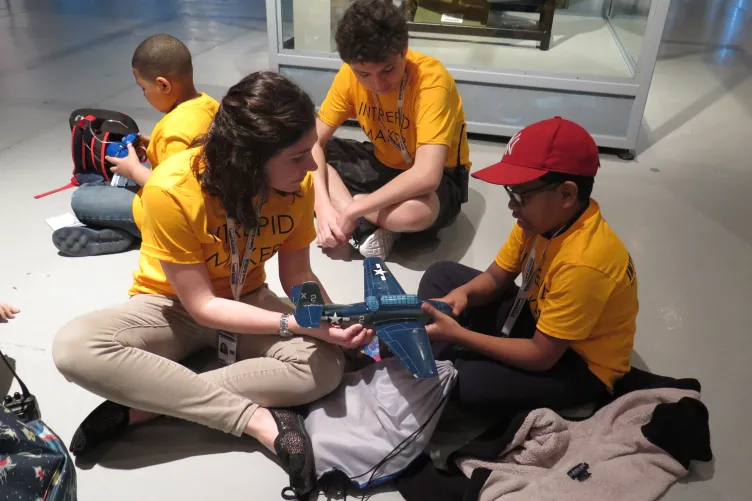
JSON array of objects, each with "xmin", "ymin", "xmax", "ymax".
[{"xmin": 71, "ymin": 184, "xmax": 141, "ymax": 239}]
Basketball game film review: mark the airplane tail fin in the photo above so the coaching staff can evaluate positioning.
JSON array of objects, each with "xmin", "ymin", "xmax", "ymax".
[{"xmin": 291, "ymin": 282, "xmax": 325, "ymax": 329}]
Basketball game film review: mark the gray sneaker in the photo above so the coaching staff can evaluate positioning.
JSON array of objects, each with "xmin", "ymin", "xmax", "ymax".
[
  {"xmin": 52, "ymin": 226, "xmax": 134, "ymax": 257},
  {"xmin": 358, "ymin": 227, "xmax": 399, "ymax": 260}
]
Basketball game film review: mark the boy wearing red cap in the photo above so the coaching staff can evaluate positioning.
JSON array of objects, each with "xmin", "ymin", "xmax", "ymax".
[{"xmin": 419, "ymin": 117, "xmax": 638, "ymax": 412}]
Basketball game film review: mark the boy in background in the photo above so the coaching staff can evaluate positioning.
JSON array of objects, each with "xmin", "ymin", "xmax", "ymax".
[
  {"xmin": 53, "ymin": 34, "xmax": 219, "ymax": 257},
  {"xmin": 313, "ymin": 0, "xmax": 471, "ymax": 260}
]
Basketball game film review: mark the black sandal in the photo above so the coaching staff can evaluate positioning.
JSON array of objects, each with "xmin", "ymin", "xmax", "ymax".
[
  {"xmin": 270, "ymin": 408, "xmax": 315, "ymax": 499},
  {"xmin": 69, "ymin": 400, "xmax": 130, "ymax": 456}
]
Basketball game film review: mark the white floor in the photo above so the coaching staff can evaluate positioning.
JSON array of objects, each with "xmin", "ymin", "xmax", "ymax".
[{"xmin": 1, "ymin": 0, "xmax": 751, "ymax": 500}]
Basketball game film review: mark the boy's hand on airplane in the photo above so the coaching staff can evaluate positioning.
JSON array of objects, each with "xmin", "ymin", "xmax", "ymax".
[
  {"xmin": 435, "ymin": 290, "xmax": 468, "ymax": 317},
  {"xmin": 422, "ymin": 303, "xmax": 463, "ymax": 342}
]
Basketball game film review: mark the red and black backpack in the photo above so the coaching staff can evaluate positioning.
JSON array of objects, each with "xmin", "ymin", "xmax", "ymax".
[{"xmin": 34, "ymin": 109, "xmax": 139, "ymax": 199}]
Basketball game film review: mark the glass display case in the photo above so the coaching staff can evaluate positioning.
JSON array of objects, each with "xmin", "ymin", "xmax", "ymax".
[{"xmin": 268, "ymin": 0, "xmax": 671, "ymax": 157}]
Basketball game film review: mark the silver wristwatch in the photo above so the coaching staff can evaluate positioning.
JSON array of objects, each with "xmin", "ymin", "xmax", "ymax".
[{"xmin": 279, "ymin": 313, "xmax": 293, "ymax": 338}]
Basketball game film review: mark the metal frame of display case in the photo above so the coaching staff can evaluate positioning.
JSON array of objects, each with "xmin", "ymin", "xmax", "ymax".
[{"xmin": 265, "ymin": 0, "xmax": 672, "ymax": 158}]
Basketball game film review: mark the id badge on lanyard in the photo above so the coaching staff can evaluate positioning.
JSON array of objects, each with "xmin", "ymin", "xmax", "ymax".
[
  {"xmin": 372, "ymin": 72, "xmax": 412, "ymax": 166},
  {"xmin": 500, "ymin": 239, "xmax": 538, "ymax": 337},
  {"xmin": 218, "ymin": 198, "xmax": 264, "ymax": 365},
  {"xmin": 500, "ymin": 227, "xmax": 564, "ymax": 337}
]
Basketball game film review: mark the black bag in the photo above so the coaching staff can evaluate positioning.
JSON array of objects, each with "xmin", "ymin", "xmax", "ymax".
[
  {"xmin": 34, "ymin": 109, "xmax": 139, "ymax": 199},
  {"xmin": 1, "ymin": 350, "xmax": 77, "ymax": 500}
]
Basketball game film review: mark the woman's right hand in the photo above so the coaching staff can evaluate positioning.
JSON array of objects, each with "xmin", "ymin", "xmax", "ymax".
[{"xmin": 436, "ymin": 290, "xmax": 469, "ymax": 317}]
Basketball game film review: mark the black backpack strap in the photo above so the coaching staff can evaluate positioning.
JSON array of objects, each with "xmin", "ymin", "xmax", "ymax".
[
  {"xmin": 1, "ymin": 349, "xmax": 40, "ymax": 422},
  {"xmin": 1, "ymin": 350, "xmax": 31, "ymax": 399}
]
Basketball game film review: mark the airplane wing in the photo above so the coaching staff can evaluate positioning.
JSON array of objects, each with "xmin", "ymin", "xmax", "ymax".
[
  {"xmin": 363, "ymin": 257, "xmax": 405, "ymax": 299},
  {"xmin": 291, "ymin": 282, "xmax": 325, "ymax": 329},
  {"xmin": 376, "ymin": 321, "xmax": 438, "ymax": 379}
]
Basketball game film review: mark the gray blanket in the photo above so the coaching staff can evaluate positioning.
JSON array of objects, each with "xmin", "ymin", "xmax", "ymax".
[{"xmin": 457, "ymin": 387, "xmax": 705, "ymax": 501}]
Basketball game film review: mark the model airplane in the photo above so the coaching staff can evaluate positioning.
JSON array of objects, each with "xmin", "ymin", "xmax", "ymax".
[{"xmin": 291, "ymin": 257, "xmax": 453, "ymax": 379}]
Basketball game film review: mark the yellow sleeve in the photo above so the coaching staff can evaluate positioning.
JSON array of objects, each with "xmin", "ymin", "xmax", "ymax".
[
  {"xmin": 318, "ymin": 66, "xmax": 355, "ymax": 128},
  {"xmin": 279, "ymin": 185, "xmax": 317, "ymax": 253},
  {"xmin": 494, "ymin": 224, "xmax": 525, "ymax": 273},
  {"xmin": 414, "ymin": 85, "xmax": 459, "ymax": 148},
  {"xmin": 536, "ymin": 265, "xmax": 617, "ymax": 341},
  {"xmin": 140, "ymin": 185, "xmax": 204, "ymax": 264},
  {"xmin": 158, "ymin": 133, "xmax": 193, "ymax": 161}
]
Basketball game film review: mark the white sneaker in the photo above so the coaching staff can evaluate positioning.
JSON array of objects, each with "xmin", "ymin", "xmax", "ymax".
[{"xmin": 358, "ymin": 228, "xmax": 399, "ymax": 260}]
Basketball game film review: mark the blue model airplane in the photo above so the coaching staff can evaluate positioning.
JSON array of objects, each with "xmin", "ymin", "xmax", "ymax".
[{"xmin": 291, "ymin": 257, "xmax": 453, "ymax": 379}]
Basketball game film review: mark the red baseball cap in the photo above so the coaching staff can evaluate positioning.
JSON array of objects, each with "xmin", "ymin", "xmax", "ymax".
[{"xmin": 472, "ymin": 117, "xmax": 599, "ymax": 186}]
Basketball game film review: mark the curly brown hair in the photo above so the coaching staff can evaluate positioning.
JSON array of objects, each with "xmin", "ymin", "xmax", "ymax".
[
  {"xmin": 192, "ymin": 71, "xmax": 315, "ymax": 230},
  {"xmin": 335, "ymin": 0, "xmax": 409, "ymax": 64}
]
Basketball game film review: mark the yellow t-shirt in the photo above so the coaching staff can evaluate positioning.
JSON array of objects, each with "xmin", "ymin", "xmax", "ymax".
[
  {"xmin": 495, "ymin": 200, "xmax": 639, "ymax": 389},
  {"xmin": 318, "ymin": 49, "xmax": 471, "ymax": 171},
  {"xmin": 132, "ymin": 92, "xmax": 219, "ymax": 231},
  {"xmin": 128, "ymin": 148, "xmax": 317, "ymax": 298}
]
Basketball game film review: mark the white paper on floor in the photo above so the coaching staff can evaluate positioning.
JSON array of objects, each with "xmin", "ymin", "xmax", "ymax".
[{"xmin": 45, "ymin": 213, "xmax": 83, "ymax": 231}]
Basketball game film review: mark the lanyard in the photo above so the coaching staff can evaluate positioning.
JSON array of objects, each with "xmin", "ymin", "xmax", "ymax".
[
  {"xmin": 226, "ymin": 197, "xmax": 265, "ymax": 301},
  {"xmin": 371, "ymin": 71, "xmax": 412, "ymax": 165},
  {"xmin": 500, "ymin": 227, "xmax": 565, "ymax": 337}
]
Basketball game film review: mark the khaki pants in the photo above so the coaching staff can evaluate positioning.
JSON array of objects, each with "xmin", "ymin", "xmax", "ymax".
[{"xmin": 52, "ymin": 286, "xmax": 344, "ymax": 436}]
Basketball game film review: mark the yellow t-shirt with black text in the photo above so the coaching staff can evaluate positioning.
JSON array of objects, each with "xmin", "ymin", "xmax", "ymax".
[
  {"xmin": 128, "ymin": 147, "xmax": 317, "ymax": 298},
  {"xmin": 318, "ymin": 49, "xmax": 471, "ymax": 171},
  {"xmin": 495, "ymin": 200, "xmax": 639, "ymax": 389},
  {"xmin": 132, "ymin": 92, "xmax": 219, "ymax": 231}
]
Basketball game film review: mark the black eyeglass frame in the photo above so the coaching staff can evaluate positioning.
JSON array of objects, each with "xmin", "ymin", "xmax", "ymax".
[{"xmin": 504, "ymin": 182, "xmax": 562, "ymax": 206}]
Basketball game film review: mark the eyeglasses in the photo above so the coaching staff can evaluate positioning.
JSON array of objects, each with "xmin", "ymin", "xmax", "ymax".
[{"xmin": 504, "ymin": 183, "xmax": 560, "ymax": 207}]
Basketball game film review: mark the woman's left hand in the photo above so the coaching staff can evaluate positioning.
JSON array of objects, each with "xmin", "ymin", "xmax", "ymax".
[
  {"xmin": 422, "ymin": 303, "xmax": 463, "ymax": 343},
  {"xmin": 310, "ymin": 323, "xmax": 375, "ymax": 349}
]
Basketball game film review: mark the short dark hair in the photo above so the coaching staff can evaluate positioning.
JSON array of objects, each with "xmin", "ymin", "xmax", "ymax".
[
  {"xmin": 335, "ymin": 0, "xmax": 409, "ymax": 64},
  {"xmin": 131, "ymin": 34, "xmax": 193, "ymax": 81},
  {"xmin": 540, "ymin": 172, "xmax": 594, "ymax": 202},
  {"xmin": 193, "ymin": 71, "xmax": 315, "ymax": 231}
]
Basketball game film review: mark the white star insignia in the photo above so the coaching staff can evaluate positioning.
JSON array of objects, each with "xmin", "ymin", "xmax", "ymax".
[
  {"xmin": 374, "ymin": 264, "xmax": 388, "ymax": 281},
  {"xmin": 329, "ymin": 312, "xmax": 341, "ymax": 325}
]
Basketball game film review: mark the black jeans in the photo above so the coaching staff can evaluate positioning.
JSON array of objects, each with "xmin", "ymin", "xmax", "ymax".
[{"xmin": 418, "ymin": 261, "xmax": 608, "ymax": 413}]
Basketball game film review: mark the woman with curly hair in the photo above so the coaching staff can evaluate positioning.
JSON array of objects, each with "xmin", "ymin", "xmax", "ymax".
[{"xmin": 52, "ymin": 71, "xmax": 373, "ymax": 495}]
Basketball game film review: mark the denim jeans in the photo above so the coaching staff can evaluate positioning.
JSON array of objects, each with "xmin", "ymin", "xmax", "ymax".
[{"xmin": 71, "ymin": 183, "xmax": 141, "ymax": 238}]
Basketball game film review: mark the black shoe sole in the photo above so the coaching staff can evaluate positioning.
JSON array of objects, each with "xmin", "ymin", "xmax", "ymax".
[
  {"xmin": 69, "ymin": 400, "xmax": 130, "ymax": 457},
  {"xmin": 52, "ymin": 226, "xmax": 133, "ymax": 257}
]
